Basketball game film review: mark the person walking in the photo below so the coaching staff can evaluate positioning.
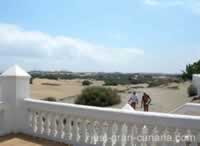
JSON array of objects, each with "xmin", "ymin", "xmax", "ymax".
[
  {"xmin": 141, "ymin": 92, "xmax": 151, "ymax": 112},
  {"xmin": 128, "ymin": 92, "xmax": 138, "ymax": 110}
]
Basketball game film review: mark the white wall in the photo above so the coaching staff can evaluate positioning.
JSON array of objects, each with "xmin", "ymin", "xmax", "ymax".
[{"xmin": 193, "ymin": 74, "xmax": 200, "ymax": 96}]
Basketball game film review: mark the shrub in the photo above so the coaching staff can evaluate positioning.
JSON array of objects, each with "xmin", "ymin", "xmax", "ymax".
[
  {"xmin": 75, "ymin": 86, "xmax": 121, "ymax": 107},
  {"xmin": 182, "ymin": 60, "xmax": 200, "ymax": 80},
  {"xmin": 148, "ymin": 80, "xmax": 168, "ymax": 88},
  {"xmin": 82, "ymin": 80, "xmax": 92, "ymax": 86},
  {"xmin": 42, "ymin": 83, "xmax": 60, "ymax": 86},
  {"xmin": 43, "ymin": 97, "xmax": 57, "ymax": 102},
  {"xmin": 103, "ymin": 80, "xmax": 118, "ymax": 86},
  {"xmin": 30, "ymin": 77, "xmax": 34, "ymax": 84},
  {"xmin": 188, "ymin": 85, "xmax": 198, "ymax": 97}
]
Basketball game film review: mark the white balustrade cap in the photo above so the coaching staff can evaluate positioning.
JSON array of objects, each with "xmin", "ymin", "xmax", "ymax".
[
  {"xmin": 122, "ymin": 104, "xmax": 135, "ymax": 111},
  {"xmin": 1, "ymin": 65, "xmax": 30, "ymax": 78},
  {"xmin": 193, "ymin": 74, "xmax": 200, "ymax": 77}
]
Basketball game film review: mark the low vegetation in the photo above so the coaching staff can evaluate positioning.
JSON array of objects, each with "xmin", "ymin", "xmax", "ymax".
[
  {"xmin": 30, "ymin": 71, "xmax": 182, "ymax": 87},
  {"xmin": 148, "ymin": 80, "xmax": 169, "ymax": 88},
  {"xmin": 75, "ymin": 86, "xmax": 121, "ymax": 107},
  {"xmin": 43, "ymin": 97, "xmax": 57, "ymax": 102},
  {"xmin": 188, "ymin": 84, "xmax": 198, "ymax": 97},
  {"xmin": 103, "ymin": 79, "xmax": 118, "ymax": 86},
  {"xmin": 42, "ymin": 83, "xmax": 60, "ymax": 86},
  {"xmin": 82, "ymin": 80, "xmax": 92, "ymax": 86}
]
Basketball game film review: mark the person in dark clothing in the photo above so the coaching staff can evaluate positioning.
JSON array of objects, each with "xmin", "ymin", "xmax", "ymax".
[{"xmin": 141, "ymin": 92, "xmax": 151, "ymax": 112}]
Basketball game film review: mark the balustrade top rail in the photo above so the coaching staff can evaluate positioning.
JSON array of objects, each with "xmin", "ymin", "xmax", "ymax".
[
  {"xmin": 171, "ymin": 103, "xmax": 200, "ymax": 116},
  {"xmin": 25, "ymin": 98, "xmax": 200, "ymax": 130}
]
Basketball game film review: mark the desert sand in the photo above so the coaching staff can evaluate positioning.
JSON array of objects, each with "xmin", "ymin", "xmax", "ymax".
[{"xmin": 31, "ymin": 79, "xmax": 191, "ymax": 113}]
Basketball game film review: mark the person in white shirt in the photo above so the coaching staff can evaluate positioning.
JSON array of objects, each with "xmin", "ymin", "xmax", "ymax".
[{"xmin": 128, "ymin": 91, "xmax": 138, "ymax": 109}]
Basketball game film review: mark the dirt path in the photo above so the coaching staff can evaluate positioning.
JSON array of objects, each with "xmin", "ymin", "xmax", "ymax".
[{"xmin": 31, "ymin": 79, "xmax": 191, "ymax": 113}]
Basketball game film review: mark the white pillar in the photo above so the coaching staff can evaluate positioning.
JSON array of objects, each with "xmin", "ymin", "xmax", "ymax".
[
  {"xmin": 192, "ymin": 74, "xmax": 200, "ymax": 96},
  {"xmin": 0, "ymin": 65, "xmax": 30, "ymax": 134}
]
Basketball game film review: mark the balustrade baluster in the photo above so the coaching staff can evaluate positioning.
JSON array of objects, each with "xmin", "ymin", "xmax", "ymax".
[
  {"xmin": 36, "ymin": 111, "xmax": 41, "ymax": 134},
  {"xmin": 189, "ymin": 129, "xmax": 198, "ymax": 146},
  {"xmin": 64, "ymin": 115, "xmax": 72, "ymax": 141},
  {"xmin": 79, "ymin": 118, "xmax": 87, "ymax": 143},
  {"xmin": 105, "ymin": 121, "xmax": 114, "ymax": 146},
  {"xmin": 197, "ymin": 131, "xmax": 200, "ymax": 146},
  {"xmin": 136, "ymin": 124, "xmax": 144, "ymax": 146},
  {"xmin": 142, "ymin": 125, "xmax": 148, "ymax": 146},
  {"xmin": 50, "ymin": 113, "xmax": 57, "ymax": 138},
  {"xmin": 79, "ymin": 118, "xmax": 86, "ymax": 143},
  {"xmin": 125, "ymin": 123, "xmax": 133, "ymax": 146},
  {"xmin": 174, "ymin": 128, "xmax": 187, "ymax": 146},
  {"xmin": 96, "ymin": 121, "xmax": 105, "ymax": 146},
  {"xmin": 27, "ymin": 109, "xmax": 33, "ymax": 129},
  {"xmin": 180, "ymin": 129, "xmax": 188, "ymax": 146},
  {"xmin": 40, "ymin": 112, "xmax": 45, "ymax": 135},
  {"xmin": 71, "ymin": 116, "xmax": 78, "ymax": 142},
  {"xmin": 143, "ymin": 125, "xmax": 155, "ymax": 146},
  {"xmin": 161, "ymin": 128, "xmax": 173, "ymax": 146},
  {"xmin": 76, "ymin": 118, "xmax": 81, "ymax": 142},
  {"xmin": 93, "ymin": 120, "xmax": 99, "ymax": 145},
  {"xmin": 168, "ymin": 127, "xmax": 177, "ymax": 146},
  {"xmin": 153, "ymin": 127, "xmax": 165, "ymax": 146},
  {"xmin": 57, "ymin": 114, "xmax": 65, "ymax": 139},
  {"xmin": 88, "ymin": 119, "xmax": 96, "ymax": 145},
  {"xmin": 44, "ymin": 112, "xmax": 50, "ymax": 136},
  {"xmin": 150, "ymin": 126, "xmax": 160, "ymax": 146},
  {"xmin": 184, "ymin": 129, "xmax": 194, "ymax": 146},
  {"xmin": 32, "ymin": 111, "xmax": 37, "ymax": 133},
  {"xmin": 114, "ymin": 122, "xmax": 123, "ymax": 146},
  {"xmin": 132, "ymin": 125, "xmax": 138, "ymax": 145}
]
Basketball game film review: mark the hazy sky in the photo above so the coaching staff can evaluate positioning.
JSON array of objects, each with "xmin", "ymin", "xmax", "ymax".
[{"xmin": 0, "ymin": 0, "xmax": 200, "ymax": 73}]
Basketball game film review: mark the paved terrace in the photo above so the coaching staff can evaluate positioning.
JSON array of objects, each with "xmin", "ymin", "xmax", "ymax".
[{"xmin": 0, "ymin": 134, "xmax": 70, "ymax": 146}]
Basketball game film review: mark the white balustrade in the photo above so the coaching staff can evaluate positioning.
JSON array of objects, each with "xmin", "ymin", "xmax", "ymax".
[
  {"xmin": 171, "ymin": 103, "xmax": 200, "ymax": 116},
  {"xmin": 22, "ymin": 98, "xmax": 200, "ymax": 146}
]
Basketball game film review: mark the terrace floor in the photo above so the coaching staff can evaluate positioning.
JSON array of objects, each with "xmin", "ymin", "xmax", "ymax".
[{"xmin": 0, "ymin": 134, "xmax": 70, "ymax": 146}]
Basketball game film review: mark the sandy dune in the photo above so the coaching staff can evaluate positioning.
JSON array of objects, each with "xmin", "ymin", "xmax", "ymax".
[
  {"xmin": 31, "ymin": 79, "xmax": 191, "ymax": 113},
  {"xmin": 31, "ymin": 79, "xmax": 104, "ymax": 99},
  {"xmin": 115, "ymin": 82, "xmax": 191, "ymax": 113}
]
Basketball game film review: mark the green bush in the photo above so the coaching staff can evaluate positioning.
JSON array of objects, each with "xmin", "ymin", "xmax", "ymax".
[
  {"xmin": 188, "ymin": 85, "xmax": 198, "ymax": 97},
  {"xmin": 43, "ymin": 97, "xmax": 57, "ymax": 102},
  {"xmin": 82, "ymin": 80, "xmax": 92, "ymax": 86},
  {"xmin": 30, "ymin": 77, "xmax": 34, "ymax": 84},
  {"xmin": 75, "ymin": 86, "xmax": 121, "ymax": 107},
  {"xmin": 182, "ymin": 60, "xmax": 200, "ymax": 80},
  {"xmin": 103, "ymin": 80, "xmax": 118, "ymax": 86}
]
